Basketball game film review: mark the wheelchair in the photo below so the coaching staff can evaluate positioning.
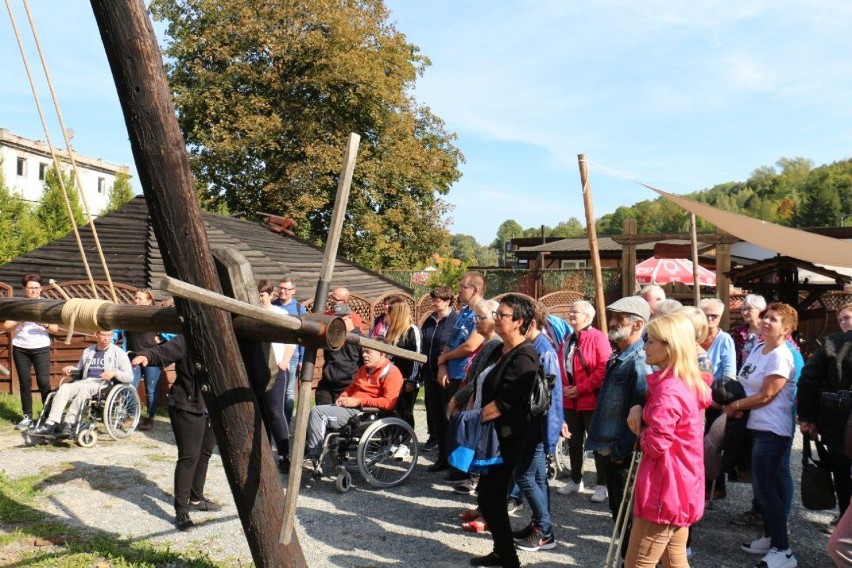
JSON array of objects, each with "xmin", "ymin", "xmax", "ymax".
[
  {"xmin": 312, "ymin": 408, "xmax": 419, "ymax": 493},
  {"xmin": 23, "ymin": 379, "xmax": 141, "ymax": 447}
]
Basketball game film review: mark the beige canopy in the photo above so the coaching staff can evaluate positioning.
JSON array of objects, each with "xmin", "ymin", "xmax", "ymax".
[{"xmin": 652, "ymin": 189, "xmax": 852, "ymax": 269}]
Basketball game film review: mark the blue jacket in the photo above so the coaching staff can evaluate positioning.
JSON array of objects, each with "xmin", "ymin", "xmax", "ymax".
[
  {"xmin": 532, "ymin": 332, "xmax": 563, "ymax": 455},
  {"xmin": 446, "ymin": 409, "xmax": 503, "ymax": 473},
  {"xmin": 585, "ymin": 337, "xmax": 650, "ymax": 462}
]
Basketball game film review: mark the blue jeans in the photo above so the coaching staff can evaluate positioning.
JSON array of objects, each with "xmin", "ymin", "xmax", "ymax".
[
  {"xmin": 751, "ymin": 438, "xmax": 794, "ymax": 521},
  {"xmin": 513, "ymin": 429, "xmax": 552, "ymax": 534},
  {"xmin": 133, "ymin": 365, "xmax": 162, "ymax": 418},
  {"xmin": 750, "ymin": 429, "xmax": 792, "ymax": 550},
  {"xmin": 284, "ymin": 357, "xmax": 299, "ymax": 423}
]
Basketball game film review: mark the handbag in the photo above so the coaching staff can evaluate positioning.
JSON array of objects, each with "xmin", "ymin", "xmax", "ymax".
[{"xmin": 800, "ymin": 437, "xmax": 836, "ymax": 511}]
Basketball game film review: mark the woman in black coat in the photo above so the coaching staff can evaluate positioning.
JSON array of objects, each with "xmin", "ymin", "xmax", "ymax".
[{"xmin": 471, "ymin": 294, "xmax": 538, "ymax": 568}]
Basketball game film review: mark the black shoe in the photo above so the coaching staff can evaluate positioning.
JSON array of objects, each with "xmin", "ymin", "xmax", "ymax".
[
  {"xmin": 278, "ymin": 458, "xmax": 291, "ymax": 475},
  {"xmin": 57, "ymin": 423, "xmax": 75, "ymax": 438},
  {"xmin": 428, "ymin": 460, "xmax": 450, "ymax": 473},
  {"xmin": 445, "ymin": 469, "xmax": 469, "ymax": 484},
  {"xmin": 30, "ymin": 423, "xmax": 57, "ymax": 437},
  {"xmin": 470, "ymin": 552, "xmax": 503, "ymax": 566},
  {"xmin": 422, "ymin": 438, "xmax": 438, "ymax": 452},
  {"xmin": 175, "ymin": 511, "xmax": 194, "ymax": 531},
  {"xmin": 187, "ymin": 499, "xmax": 222, "ymax": 512}
]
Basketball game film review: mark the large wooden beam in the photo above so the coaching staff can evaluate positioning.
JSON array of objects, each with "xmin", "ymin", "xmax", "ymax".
[{"xmin": 89, "ymin": 1, "xmax": 304, "ymax": 565}]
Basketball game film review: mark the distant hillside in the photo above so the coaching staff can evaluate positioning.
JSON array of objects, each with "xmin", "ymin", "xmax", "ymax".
[{"xmin": 595, "ymin": 157, "xmax": 852, "ymax": 234}]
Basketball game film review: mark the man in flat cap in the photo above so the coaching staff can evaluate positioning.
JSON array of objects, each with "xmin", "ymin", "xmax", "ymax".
[{"xmin": 584, "ymin": 296, "xmax": 652, "ymax": 561}]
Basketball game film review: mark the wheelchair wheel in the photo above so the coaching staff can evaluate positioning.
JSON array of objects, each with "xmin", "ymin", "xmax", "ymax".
[
  {"xmin": 334, "ymin": 468, "xmax": 352, "ymax": 493},
  {"xmin": 554, "ymin": 437, "xmax": 571, "ymax": 478},
  {"xmin": 103, "ymin": 384, "xmax": 141, "ymax": 440},
  {"xmin": 356, "ymin": 417, "xmax": 418, "ymax": 489},
  {"xmin": 77, "ymin": 427, "xmax": 97, "ymax": 448}
]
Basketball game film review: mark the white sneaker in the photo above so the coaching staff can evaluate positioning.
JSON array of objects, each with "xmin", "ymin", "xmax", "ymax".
[
  {"xmin": 590, "ymin": 485, "xmax": 608, "ymax": 503},
  {"xmin": 756, "ymin": 547, "xmax": 797, "ymax": 568},
  {"xmin": 392, "ymin": 444, "xmax": 410, "ymax": 459},
  {"xmin": 557, "ymin": 480, "xmax": 583, "ymax": 495},
  {"xmin": 15, "ymin": 415, "xmax": 32, "ymax": 431},
  {"xmin": 741, "ymin": 535, "xmax": 772, "ymax": 555}
]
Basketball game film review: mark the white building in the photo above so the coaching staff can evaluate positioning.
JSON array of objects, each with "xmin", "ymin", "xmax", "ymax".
[{"xmin": 0, "ymin": 128, "xmax": 130, "ymax": 214}]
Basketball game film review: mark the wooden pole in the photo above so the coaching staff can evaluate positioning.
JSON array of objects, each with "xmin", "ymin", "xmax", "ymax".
[
  {"xmin": 578, "ymin": 154, "xmax": 608, "ymax": 334},
  {"xmin": 89, "ymin": 1, "xmax": 304, "ymax": 565},
  {"xmin": 690, "ymin": 213, "xmax": 700, "ymax": 305},
  {"xmin": 280, "ymin": 132, "xmax": 361, "ymax": 545}
]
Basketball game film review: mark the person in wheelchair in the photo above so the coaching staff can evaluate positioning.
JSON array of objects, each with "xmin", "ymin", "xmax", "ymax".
[
  {"xmin": 31, "ymin": 330, "xmax": 132, "ymax": 438},
  {"xmin": 305, "ymin": 346, "xmax": 403, "ymax": 466}
]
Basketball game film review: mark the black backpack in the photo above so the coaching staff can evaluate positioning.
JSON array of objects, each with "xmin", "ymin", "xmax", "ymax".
[{"xmin": 529, "ymin": 363, "xmax": 557, "ymax": 417}]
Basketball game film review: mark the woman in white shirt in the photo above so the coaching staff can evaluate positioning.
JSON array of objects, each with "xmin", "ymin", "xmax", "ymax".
[
  {"xmin": 4, "ymin": 274, "xmax": 59, "ymax": 430},
  {"xmin": 724, "ymin": 302, "xmax": 799, "ymax": 568}
]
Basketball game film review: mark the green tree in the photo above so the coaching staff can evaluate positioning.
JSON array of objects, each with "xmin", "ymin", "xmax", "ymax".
[
  {"xmin": 150, "ymin": 0, "xmax": 462, "ymax": 270},
  {"xmin": 448, "ymin": 233, "xmax": 479, "ymax": 264},
  {"xmin": 35, "ymin": 166, "xmax": 86, "ymax": 243},
  {"xmin": 475, "ymin": 246, "xmax": 498, "ymax": 266},
  {"xmin": 103, "ymin": 172, "xmax": 134, "ymax": 214},
  {"xmin": 550, "ymin": 217, "xmax": 585, "ymax": 238},
  {"xmin": 491, "ymin": 219, "xmax": 524, "ymax": 248},
  {"xmin": 0, "ymin": 168, "xmax": 44, "ymax": 263},
  {"xmin": 794, "ymin": 170, "xmax": 843, "ymax": 227}
]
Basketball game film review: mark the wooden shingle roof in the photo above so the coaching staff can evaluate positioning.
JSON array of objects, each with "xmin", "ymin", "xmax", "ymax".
[{"xmin": 0, "ymin": 196, "xmax": 409, "ymax": 301}]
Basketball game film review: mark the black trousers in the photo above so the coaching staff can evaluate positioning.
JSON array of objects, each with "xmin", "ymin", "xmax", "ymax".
[
  {"xmin": 260, "ymin": 370, "xmax": 290, "ymax": 459},
  {"xmin": 564, "ymin": 409, "xmax": 608, "ymax": 486},
  {"xmin": 426, "ymin": 379, "xmax": 459, "ymax": 463},
  {"xmin": 13, "ymin": 345, "xmax": 51, "ymax": 417},
  {"xmin": 395, "ymin": 385, "xmax": 419, "ymax": 428},
  {"xmin": 826, "ymin": 435, "xmax": 852, "ymax": 516},
  {"xmin": 314, "ymin": 382, "xmax": 346, "ymax": 406},
  {"xmin": 477, "ymin": 462, "xmax": 520, "ymax": 567},
  {"xmin": 169, "ymin": 405, "xmax": 216, "ymax": 515},
  {"xmin": 596, "ymin": 450, "xmax": 634, "ymax": 560}
]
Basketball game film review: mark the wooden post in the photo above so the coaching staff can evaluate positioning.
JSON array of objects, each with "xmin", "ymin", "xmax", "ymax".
[
  {"xmin": 716, "ymin": 228, "xmax": 732, "ymax": 330},
  {"xmin": 578, "ymin": 154, "xmax": 607, "ymax": 333},
  {"xmin": 690, "ymin": 213, "xmax": 700, "ymax": 305},
  {"xmin": 89, "ymin": 1, "xmax": 304, "ymax": 565},
  {"xmin": 621, "ymin": 218, "xmax": 637, "ymax": 297},
  {"xmin": 280, "ymin": 133, "xmax": 361, "ymax": 545}
]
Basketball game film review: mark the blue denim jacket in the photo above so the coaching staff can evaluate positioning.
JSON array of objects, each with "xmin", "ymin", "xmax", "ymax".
[{"xmin": 585, "ymin": 338, "xmax": 650, "ymax": 462}]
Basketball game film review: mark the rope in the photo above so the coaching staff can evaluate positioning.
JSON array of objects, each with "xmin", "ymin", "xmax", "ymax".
[
  {"xmin": 5, "ymin": 0, "xmax": 98, "ymax": 295},
  {"xmin": 61, "ymin": 298, "xmax": 111, "ymax": 344},
  {"xmin": 22, "ymin": 0, "xmax": 118, "ymax": 303}
]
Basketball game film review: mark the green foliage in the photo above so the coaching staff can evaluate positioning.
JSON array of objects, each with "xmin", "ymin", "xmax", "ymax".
[
  {"xmin": 150, "ymin": 0, "xmax": 463, "ymax": 271},
  {"xmin": 103, "ymin": 172, "xmax": 134, "ymax": 214},
  {"xmin": 35, "ymin": 166, "xmax": 86, "ymax": 242},
  {"xmin": 426, "ymin": 256, "xmax": 467, "ymax": 288},
  {"xmin": 491, "ymin": 219, "xmax": 524, "ymax": 248},
  {"xmin": 0, "ymin": 167, "xmax": 46, "ymax": 264}
]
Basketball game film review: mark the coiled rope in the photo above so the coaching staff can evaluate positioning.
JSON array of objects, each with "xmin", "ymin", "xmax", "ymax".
[{"xmin": 60, "ymin": 298, "xmax": 112, "ymax": 345}]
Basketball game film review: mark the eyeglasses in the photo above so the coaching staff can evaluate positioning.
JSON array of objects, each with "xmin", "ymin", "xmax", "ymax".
[
  {"xmin": 705, "ymin": 314, "xmax": 721, "ymax": 320},
  {"xmin": 430, "ymin": 295, "xmax": 450, "ymax": 302},
  {"xmin": 25, "ymin": 286, "xmax": 41, "ymax": 291},
  {"xmin": 473, "ymin": 314, "xmax": 488, "ymax": 322},
  {"xmin": 492, "ymin": 311, "xmax": 514, "ymax": 321},
  {"xmin": 279, "ymin": 286, "xmax": 295, "ymax": 292}
]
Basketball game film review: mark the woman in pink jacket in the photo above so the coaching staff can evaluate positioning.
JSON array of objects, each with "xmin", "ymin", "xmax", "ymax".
[
  {"xmin": 626, "ymin": 313, "xmax": 711, "ymax": 567},
  {"xmin": 556, "ymin": 300, "xmax": 613, "ymax": 501}
]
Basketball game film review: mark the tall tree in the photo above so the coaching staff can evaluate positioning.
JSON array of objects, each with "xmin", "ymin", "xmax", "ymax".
[
  {"xmin": 103, "ymin": 172, "xmax": 135, "ymax": 214},
  {"xmin": 0, "ymin": 169, "xmax": 43, "ymax": 263},
  {"xmin": 150, "ymin": 0, "xmax": 462, "ymax": 270},
  {"xmin": 550, "ymin": 217, "xmax": 585, "ymax": 237},
  {"xmin": 491, "ymin": 219, "xmax": 524, "ymax": 248},
  {"xmin": 35, "ymin": 166, "xmax": 86, "ymax": 243}
]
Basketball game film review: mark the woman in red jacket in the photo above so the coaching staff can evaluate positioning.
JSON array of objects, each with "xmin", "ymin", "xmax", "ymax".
[{"xmin": 557, "ymin": 300, "xmax": 613, "ymax": 503}]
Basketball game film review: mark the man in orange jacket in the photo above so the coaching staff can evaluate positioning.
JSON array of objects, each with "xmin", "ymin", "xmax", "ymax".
[{"xmin": 305, "ymin": 347, "xmax": 402, "ymax": 462}]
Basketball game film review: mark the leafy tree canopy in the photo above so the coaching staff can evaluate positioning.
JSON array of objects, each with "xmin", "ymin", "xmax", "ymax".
[
  {"xmin": 150, "ymin": 0, "xmax": 463, "ymax": 270},
  {"xmin": 103, "ymin": 172, "xmax": 134, "ymax": 214},
  {"xmin": 36, "ymin": 166, "xmax": 86, "ymax": 243}
]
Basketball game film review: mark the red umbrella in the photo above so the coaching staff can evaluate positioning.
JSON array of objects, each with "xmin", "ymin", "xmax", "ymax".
[{"xmin": 635, "ymin": 257, "xmax": 716, "ymax": 287}]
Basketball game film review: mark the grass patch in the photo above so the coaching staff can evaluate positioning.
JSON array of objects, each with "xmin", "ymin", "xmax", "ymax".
[
  {"xmin": 0, "ymin": 470, "xmax": 223, "ymax": 567},
  {"xmin": 0, "ymin": 392, "xmax": 42, "ymax": 428}
]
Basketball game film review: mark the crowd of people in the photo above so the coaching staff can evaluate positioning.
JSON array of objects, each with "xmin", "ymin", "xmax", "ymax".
[{"xmin": 5, "ymin": 271, "xmax": 852, "ymax": 567}]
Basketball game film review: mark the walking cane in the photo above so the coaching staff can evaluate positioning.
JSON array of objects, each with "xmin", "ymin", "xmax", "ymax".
[{"xmin": 604, "ymin": 445, "xmax": 641, "ymax": 568}]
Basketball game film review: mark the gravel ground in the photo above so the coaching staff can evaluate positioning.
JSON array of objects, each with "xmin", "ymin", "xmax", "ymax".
[{"xmin": 0, "ymin": 403, "xmax": 836, "ymax": 567}]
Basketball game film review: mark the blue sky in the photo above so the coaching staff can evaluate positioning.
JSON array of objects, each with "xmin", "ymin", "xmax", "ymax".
[{"xmin": 3, "ymin": 1, "xmax": 852, "ymax": 246}]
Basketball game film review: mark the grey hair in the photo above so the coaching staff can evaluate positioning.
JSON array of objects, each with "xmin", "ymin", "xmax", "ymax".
[
  {"xmin": 654, "ymin": 299, "xmax": 684, "ymax": 318},
  {"xmin": 640, "ymin": 284, "xmax": 666, "ymax": 299},
  {"xmin": 572, "ymin": 300, "xmax": 595, "ymax": 319},
  {"xmin": 475, "ymin": 299, "xmax": 499, "ymax": 318},
  {"xmin": 742, "ymin": 294, "xmax": 767, "ymax": 311},
  {"xmin": 698, "ymin": 297, "xmax": 725, "ymax": 314}
]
